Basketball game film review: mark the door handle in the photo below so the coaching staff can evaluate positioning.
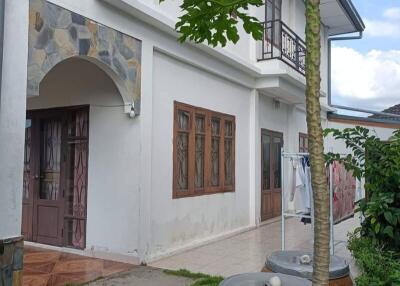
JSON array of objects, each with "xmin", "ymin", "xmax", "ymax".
[{"xmin": 32, "ymin": 175, "xmax": 39, "ymax": 180}]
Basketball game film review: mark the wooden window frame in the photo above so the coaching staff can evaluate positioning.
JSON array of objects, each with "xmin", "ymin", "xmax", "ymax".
[
  {"xmin": 299, "ymin": 132, "xmax": 309, "ymax": 153},
  {"xmin": 173, "ymin": 101, "xmax": 236, "ymax": 199}
]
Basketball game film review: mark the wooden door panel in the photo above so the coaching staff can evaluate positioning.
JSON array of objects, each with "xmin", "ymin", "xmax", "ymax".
[
  {"xmin": 261, "ymin": 129, "xmax": 283, "ymax": 221},
  {"xmin": 261, "ymin": 132, "xmax": 271, "ymax": 220},
  {"xmin": 33, "ymin": 117, "xmax": 64, "ymax": 246},
  {"xmin": 272, "ymin": 192, "xmax": 282, "ymax": 217},
  {"xmin": 271, "ymin": 134, "xmax": 282, "ymax": 218},
  {"xmin": 23, "ymin": 107, "xmax": 89, "ymax": 248},
  {"xmin": 36, "ymin": 205, "xmax": 61, "ymax": 238},
  {"xmin": 261, "ymin": 192, "xmax": 273, "ymax": 220}
]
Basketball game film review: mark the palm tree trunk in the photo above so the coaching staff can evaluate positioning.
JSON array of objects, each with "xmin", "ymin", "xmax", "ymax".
[{"xmin": 305, "ymin": 1, "xmax": 330, "ymax": 286}]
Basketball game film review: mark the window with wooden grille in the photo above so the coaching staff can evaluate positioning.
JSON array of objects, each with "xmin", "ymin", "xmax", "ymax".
[
  {"xmin": 299, "ymin": 133, "xmax": 309, "ymax": 153},
  {"xmin": 173, "ymin": 102, "xmax": 235, "ymax": 198}
]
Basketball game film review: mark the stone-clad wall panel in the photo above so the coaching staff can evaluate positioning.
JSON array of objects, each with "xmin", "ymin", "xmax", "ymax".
[
  {"xmin": 0, "ymin": 237, "xmax": 23, "ymax": 286},
  {"xmin": 28, "ymin": 0, "xmax": 142, "ymax": 111}
]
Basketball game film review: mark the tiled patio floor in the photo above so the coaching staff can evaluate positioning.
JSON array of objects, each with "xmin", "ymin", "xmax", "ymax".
[
  {"xmin": 150, "ymin": 216, "xmax": 359, "ymax": 277},
  {"xmin": 23, "ymin": 247, "xmax": 135, "ymax": 286}
]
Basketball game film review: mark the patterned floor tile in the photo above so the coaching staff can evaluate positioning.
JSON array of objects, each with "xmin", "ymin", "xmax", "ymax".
[{"xmin": 22, "ymin": 247, "xmax": 135, "ymax": 286}]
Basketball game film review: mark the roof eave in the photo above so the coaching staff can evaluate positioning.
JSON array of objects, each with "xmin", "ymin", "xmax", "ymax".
[{"xmin": 337, "ymin": 0, "xmax": 365, "ymax": 32}]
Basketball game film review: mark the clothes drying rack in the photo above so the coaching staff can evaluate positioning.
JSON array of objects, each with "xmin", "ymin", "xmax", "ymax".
[{"xmin": 280, "ymin": 149, "xmax": 344, "ymax": 256}]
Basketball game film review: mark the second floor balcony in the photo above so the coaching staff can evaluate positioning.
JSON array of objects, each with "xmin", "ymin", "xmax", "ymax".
[{"xmin": 258, "ymin": 20, "xmax": 307, "ymax": 76}]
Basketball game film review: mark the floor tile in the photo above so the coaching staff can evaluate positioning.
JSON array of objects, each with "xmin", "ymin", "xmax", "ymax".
[
  {"xmin": 150, "ymin": 216, "xmax": 359, "ymax": 277},
  {"xmin": 22, "ymin": 247, "xmax": 135, "ymax": 286}
]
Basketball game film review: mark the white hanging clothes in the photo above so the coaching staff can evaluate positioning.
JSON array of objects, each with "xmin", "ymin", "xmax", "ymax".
[
  {"xmin": 288, "ymin": 158, "xmax": 311, "ymax": 213},
  {"xmin": 304, "ymin": 165, "xmax": 312, "ymax": 211}
]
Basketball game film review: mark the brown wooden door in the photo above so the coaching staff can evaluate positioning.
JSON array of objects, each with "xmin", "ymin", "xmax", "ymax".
[
  {"xmin": 22, "ymin": 107, "xmax": 89, "ymax": 248},
  {"xmin": 32, "ymin": 114, "xmax": 66, "ymax": 246},
  {"xmin": 261, "ymin": 129, "xmax": 283, "ymax": 221}
]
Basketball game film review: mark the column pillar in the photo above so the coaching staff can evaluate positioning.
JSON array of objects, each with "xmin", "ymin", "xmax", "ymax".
[
  {"xmin": 137, "ymin": 40, "xmax": 154, "ymax": 264},
  {"xmin": 249, "ymin": 89, "xmax": 260, "ymax": 226},
  {"xmin": 0, "ymin": 1, "xmax": 29, "ymax": 285}
]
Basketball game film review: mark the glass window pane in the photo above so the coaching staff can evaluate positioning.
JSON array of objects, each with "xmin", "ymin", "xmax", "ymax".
[
  {"xmin": 68, "ymin": 110, "xmax": 88, "ymax": 138},
  {"xmin": 211, "ymin": 118, "xmax": 220, "ymax": 135},
  {"xmin": 211, "ymin": 137, "xmax": 220, "ymax": 186},
  {"xmin": 224, "ymin": 138, "xmax": 233, "ymax": 186},
  {"xmin": 40, "ymin": 120, "xmax": 62, "ymax": 200},
  {"xmin": 266, "ymin": 0, "xmax": 273, "ymax": 21},
  {"xmin": 262, "ymin": 134, "xmax": 271, "ymax": 190},
  {"xmin": 23, "ymin": 121, "xmax": 32, "ymax": 200},
  {"xmin": 177, "ymin": 132, "xmax": 189, "ymax": 190},
  {"xmin": 273, "ymin": 137, "xmax": 282, "ymax": 188},
  {"xmin": 65, "ymin": 141, "xmax": 88, "ymax": 218},
  {"xmin": 225, "ymin": 121, "xmax": 233, "ymax": 137},
  {"xmin": 196, "ymin": 115, "xmax": 205, "ymax": 133},
  {"xmin": 195, "ymin": 135, "xmax": 205, "ymax": 189},
  {"xmin": 178, "ymin": 110, "xmax": 190, "ymax": 130}
]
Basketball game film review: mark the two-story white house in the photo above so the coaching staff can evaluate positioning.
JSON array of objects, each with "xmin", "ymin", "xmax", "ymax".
[{"xmin": 1, "ymin": 0, "xmax": 373, "ymax": 273}]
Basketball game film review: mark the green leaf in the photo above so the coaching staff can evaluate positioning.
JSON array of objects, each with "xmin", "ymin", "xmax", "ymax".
[
  {"xmin": 383, "ymin": 226, "xmax": 394, "ymax": 238},
  {"xmin": 374, "ymin": 223, "xmax": 380, "ymax": 234},
  {"xmin": 384, "ymin": 212, "xmax": 393, "ymax": 225}
]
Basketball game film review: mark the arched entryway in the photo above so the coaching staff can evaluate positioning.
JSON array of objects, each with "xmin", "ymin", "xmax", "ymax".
[
  {"xmin": 23, "ymin": 56, "xmax": 131, "ymax": 249},
  {"xmin": 24, "ymin": 0, "xmax": 142, "ymax": 250}
]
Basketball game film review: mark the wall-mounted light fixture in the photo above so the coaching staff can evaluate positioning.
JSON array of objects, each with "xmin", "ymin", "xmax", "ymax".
[
  {"xmin": 273, "ymin": 98, "xmax": 281, "ymax": 110},
  {"xmin": 128, "ymin": 103, "xmax": 136, "ymax": 118}
]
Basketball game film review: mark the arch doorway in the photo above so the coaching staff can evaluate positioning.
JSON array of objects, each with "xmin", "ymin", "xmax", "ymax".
[
  {"xmin": 22, "ymin": 55, "xmax": 126, "ymax": 249},
  {"xmin": 24, "ymin": 0, "xmax": 142, "ymax": 249}
]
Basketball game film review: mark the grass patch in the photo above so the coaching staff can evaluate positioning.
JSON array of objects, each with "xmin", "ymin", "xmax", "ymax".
[{"xmin": 164, "ymin": 269, "xmax": 224, "ymax": 286}]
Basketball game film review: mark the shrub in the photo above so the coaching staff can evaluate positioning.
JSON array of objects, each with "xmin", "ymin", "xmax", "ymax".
[
  {"xmin": 348, "ymin": 231, "xmax": 400, "ymax": 286},
  {"xmin": 325, "ymin": 127, "xmax": 400, "ymax": 251}
]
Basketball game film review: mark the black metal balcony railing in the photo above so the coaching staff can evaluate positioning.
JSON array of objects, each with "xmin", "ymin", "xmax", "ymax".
[{"xmin": 258, "ymin": 20, "xmax": 307, "ymax": 75}]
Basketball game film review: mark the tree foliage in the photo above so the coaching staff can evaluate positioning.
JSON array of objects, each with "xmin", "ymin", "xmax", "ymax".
[
  {"xmin": 160, "ymin": 0, "xmax": 264, "ymax": 47},
  {"xmin": 325, "ymin": 127, "xmax": 400, "ymax": 251}
]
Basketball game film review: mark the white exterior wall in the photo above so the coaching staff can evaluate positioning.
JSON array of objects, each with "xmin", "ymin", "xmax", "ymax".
[
  {"xmin": 27, "ymin": 59, "xmax": 141, "ymax": 263},
  {"xmin": 149, "ymin": 51, "xmax": 252, "ymax": 259},
  {"xmin": 0, "ymin": 0, "xmax": 361, "ymax": 264},
  {"xmin": 18, "ymin": 0, "xmax": 257, "ymax": 263},
  {"xmin": 325, "ymin": 121, "xmax": 397, "ymax": 154}
]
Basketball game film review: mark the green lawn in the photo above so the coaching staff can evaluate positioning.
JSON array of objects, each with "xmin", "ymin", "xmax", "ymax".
[{"xmin": 164, "ymin": 269, "xmax": 224, "ymax": 286}]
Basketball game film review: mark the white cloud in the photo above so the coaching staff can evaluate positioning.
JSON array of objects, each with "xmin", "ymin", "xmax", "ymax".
[
  {"xmin": 364, "ymin": 7, "xmax": 400, "ymax": 38},
  {"xmin": 364, "ymin": 19, "xmax": 400, "ymax": 38},
  {"xmin": 331, "ymin": 46, "xmax": 400, "ymax": 111},
  {"xmin": 383, "ymin": 7, "xmax": 400, "ymax": 20}
]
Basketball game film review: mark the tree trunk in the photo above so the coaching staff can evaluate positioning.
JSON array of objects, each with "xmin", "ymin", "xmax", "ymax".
[{"xmin": 305, "ymin": 1, "xmax": 330, "ymax": 286}]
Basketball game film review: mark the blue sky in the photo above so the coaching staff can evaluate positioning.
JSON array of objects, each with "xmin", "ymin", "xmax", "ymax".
[{"xmin": 331, "ymin": 0, "xmax": 400, "ymax": 114}]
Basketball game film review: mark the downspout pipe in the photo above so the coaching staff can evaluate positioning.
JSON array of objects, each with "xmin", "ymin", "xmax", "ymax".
[{"xmin": 328, "ymin": 32, "xmax": 400, "ymax": 119}]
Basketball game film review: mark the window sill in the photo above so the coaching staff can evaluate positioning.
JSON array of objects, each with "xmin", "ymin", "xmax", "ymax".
[{"xmin": 173, "ymin": 189, "xmax": 235, "ymax": 199}]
